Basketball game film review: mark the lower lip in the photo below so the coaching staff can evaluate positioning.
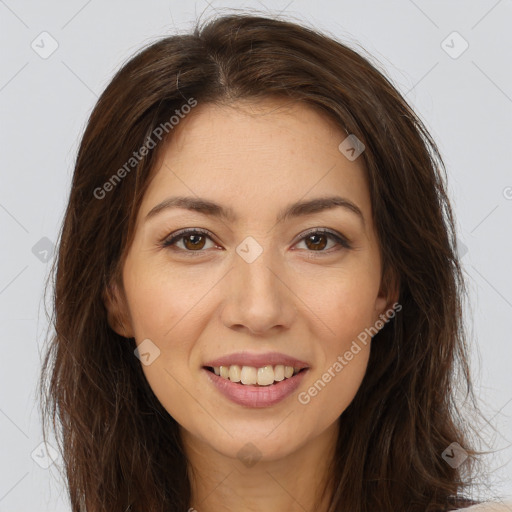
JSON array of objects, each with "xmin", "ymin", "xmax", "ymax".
[{"xmin": 203, "ymin": 368, "xmax": 308, "ymax": 408}]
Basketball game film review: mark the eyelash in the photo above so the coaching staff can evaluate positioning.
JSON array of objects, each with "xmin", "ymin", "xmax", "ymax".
[{"xmin": 160, "ymin": 227, "xmax": 352, "ymax": 257}]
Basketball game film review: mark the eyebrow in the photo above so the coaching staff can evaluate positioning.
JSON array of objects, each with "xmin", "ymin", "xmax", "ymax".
[{"xmin": 145, "ymin": 195, "xmax": 365, "ymax": 227}]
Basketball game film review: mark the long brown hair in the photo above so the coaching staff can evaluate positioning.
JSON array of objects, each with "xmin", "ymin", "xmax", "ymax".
[{"xmin": 39, "ymin": 11, "xmax": 491, "ymax": 511}]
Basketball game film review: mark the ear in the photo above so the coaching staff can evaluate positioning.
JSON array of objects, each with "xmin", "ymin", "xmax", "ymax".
[
  {"xmin": 102, "ymin": 280, "xmax": 134, "ymax": 338},
  {"xmin": 374, "ymin": 265, "xmax": 400, "ymax": 321}
]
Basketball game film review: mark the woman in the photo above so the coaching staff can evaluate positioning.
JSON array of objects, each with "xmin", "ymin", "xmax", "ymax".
[{"xmin": 38, "ymin": 12, "xmax": 509, "ymax": 512}]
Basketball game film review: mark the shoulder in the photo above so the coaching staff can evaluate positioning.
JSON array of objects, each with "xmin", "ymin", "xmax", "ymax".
[{"xmin": 453, "ymin": 502, "xmax": 512, "ymax": 511}]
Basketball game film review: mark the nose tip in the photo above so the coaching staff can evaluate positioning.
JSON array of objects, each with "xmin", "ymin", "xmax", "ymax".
[{"xmin": 220, "ymin": 251, "xmax": 297, "ymax": 335}]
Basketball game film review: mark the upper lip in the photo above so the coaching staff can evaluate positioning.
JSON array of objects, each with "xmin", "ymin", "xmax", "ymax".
[{"xmin": 203, "ymin": 351, "xmax": 310, "ymax": 369}]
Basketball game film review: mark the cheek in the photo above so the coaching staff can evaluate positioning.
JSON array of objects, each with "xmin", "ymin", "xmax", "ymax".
[
  {"xmin": 294, "ymin": 269, "xmax": 378, "ymax": 415},
  {"xmin": 299, "ymin": 265, "xmax": 381, "ymax": 346},
  {"xmin": 299, "ymin": 300, "xmax": 373, "ymax": 425},
  {"xmin": 123, "ymin": 258, "xmax": 215, "ymax": 342},
  {"xmin": 122, "ymin": 261, "xmax": 216, "ymax": 418}
]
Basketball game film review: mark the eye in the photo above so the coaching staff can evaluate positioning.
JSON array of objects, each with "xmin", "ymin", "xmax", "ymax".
[
  {"xmin": 293, "ymin": 228, "xmax": 352, "ymax": 254},
  {"xmin": 161, "ymin": 227, "xmax": 351, "ymax": 256},
  {"xmin": 161, "ymin": 228, "xmax": 218, "ymax": 254}
]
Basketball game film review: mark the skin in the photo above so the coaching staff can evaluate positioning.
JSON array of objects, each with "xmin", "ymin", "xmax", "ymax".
[{"xmin": 105, "ymin": 97, "xmax": 397, "ymax": 512}]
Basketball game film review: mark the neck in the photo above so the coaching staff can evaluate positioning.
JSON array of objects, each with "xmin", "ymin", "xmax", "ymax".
[{"xmin": 182, "ymin": 420, "xmax": 339, "ymax": 512}]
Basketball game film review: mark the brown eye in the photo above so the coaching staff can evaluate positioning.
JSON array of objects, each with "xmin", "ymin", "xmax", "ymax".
[
  {"xmin": 304, "ymin": 233, "xmax": 328, "ymax": 251},
  {"xmin": 162, "ymin": 228, "xmax": 216, "ymax": 253},
  {"xmin": 162, "ymin": 228, "xmax": 351, "ymax": 256},
  {"xmin": 295, "ymin": 229, "xmax": 351, "ymax": 253},
  {"xmin": 182, "ymin": 234, "xmax": 207, "ymax": 250}
]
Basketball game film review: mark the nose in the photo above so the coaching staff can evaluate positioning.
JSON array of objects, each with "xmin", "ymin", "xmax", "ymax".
[{"xmin": 220, "ymin": 246, "xmax": 297, "ymax": 336}]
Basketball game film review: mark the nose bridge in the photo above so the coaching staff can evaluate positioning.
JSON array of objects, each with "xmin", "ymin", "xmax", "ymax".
[
  {"xmin": 221, "ymin": 237, "xmax": 295, "ymax": 333},
  {"xmin": 235, "ymin": 242, "xmax": 281, "ymax": 305}
]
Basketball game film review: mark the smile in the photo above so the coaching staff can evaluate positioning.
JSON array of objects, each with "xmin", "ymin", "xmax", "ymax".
[
  {"xmin": 203, "ymin": 366, "xmax": 309, "ymax": 408},
  {"xmin": 206, "ymin": 364, "xmax": 305, "ymax": 386}
]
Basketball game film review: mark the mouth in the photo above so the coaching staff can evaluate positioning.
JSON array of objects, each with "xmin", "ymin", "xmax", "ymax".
[
  {"xmin": 203, "ymin": 365, "xmax": 308, "ymax": 387},
  {"xmin": 203, "ymin": 364, "xmax": 309, "ymax": 408}
]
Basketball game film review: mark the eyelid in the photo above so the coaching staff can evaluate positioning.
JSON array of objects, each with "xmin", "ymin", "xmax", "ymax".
[
  {"xmin": 161, "ymin": 227, "xmax": 352, "ymax": 254},
  {"xmin": 293, "ymin": 227, "xmax": 352, "ymax": 250},
  {"xmin": 160, "ymin": 227, "xmax": 215, "ymax": 243},
  {"xmin": 160, "ymin": 227, "xmax": 219, "ymax": 252}
]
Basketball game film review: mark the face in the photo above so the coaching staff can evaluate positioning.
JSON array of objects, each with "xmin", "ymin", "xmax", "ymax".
[{"xmin": 106, "ymin": 97, "xmax": 394, "ymax": 463}]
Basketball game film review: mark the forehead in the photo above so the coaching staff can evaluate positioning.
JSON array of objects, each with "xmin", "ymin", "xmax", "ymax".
[
  {"xmin": 140, "ymin": 98, "xmax": 371, "ymax": 225},
  {"xmin": 167, "ymin": 97, "xmax": 346, "ymax": 155}
]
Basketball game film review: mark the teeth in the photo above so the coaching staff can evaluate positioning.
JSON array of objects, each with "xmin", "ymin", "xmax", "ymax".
[
  {"xmin": 211, "ymin": 364, "xmax": 302, "ymax": 386},
  {"xmin": 240, "ymin": 366, "xmax": 257, "ymax": 385},
  {"xmin": 274, "ymin": 364, "xmax": 285, "ymax": 381},
  {"xmin": 228, "ymin": 364, "xmax": 241, "ymax": 382},
  {"xmin": 257, "ymin": 365, "xmax": 274, "ymax": 386}
]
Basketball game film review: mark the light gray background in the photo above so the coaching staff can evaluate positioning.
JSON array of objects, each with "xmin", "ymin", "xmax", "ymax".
[{"xmin": 0, "ymin": 0, "xmax": 511, "ymax": 510}]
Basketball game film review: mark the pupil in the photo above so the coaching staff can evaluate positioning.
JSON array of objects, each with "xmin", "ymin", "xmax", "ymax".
[
  {"xmin": 307, "ymin": 234, "xmax": 326, "ymax": 250},
  {"xmin": 186, "ymin": 235, "xmax": 204, "ymax": 249}
]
